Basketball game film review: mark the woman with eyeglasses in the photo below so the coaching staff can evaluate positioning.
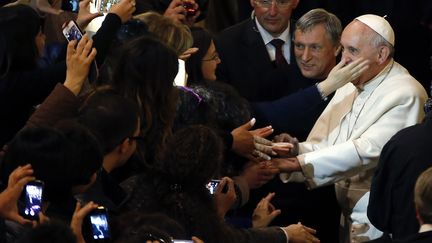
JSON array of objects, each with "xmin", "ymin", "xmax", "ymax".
[{"xmin": 185, "ymin": 26, "xmax": 221, "ymax": 86}]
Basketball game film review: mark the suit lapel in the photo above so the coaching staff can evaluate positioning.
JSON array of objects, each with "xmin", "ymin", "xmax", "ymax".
[{"xmin": 241, "ymin": 20, "xmax": 274, "ymax": 71}]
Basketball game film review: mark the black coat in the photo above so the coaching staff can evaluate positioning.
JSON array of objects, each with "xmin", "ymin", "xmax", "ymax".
[{"xmin": 368, "ymin": 114, "xmax": 432, "ymax": 239}]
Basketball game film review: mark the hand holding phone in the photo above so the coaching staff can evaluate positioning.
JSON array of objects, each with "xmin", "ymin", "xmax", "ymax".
[
  {"xmin": 63, "ymin": 20, "xmax": 84, "ymax": 42},
  {"xmin": 22, "ymin": 180, "xmax": 44, "ymax": 220}
]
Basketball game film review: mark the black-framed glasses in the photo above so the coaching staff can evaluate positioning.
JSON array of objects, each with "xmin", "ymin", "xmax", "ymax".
[{"xmin": 254, "ymin": 0, "xmax": 293, "ymax": 8}]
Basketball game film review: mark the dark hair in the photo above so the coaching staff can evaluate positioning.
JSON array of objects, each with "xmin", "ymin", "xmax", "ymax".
[
  {"xmin": 16, "ymin": 221, "xmax": 77, "ymax": 243},
  {"xmin": 109, "ymin": 36, "xmax": 179, "ymax": 168},
  {"xmin": 1, "ymin": 124, "xmax": 102, "ymax": 201},
  {"xmin": 150, "ymin": 125, "xmax": 236, "ymax": 243},
  {"xmin": 111, "ymin": 212, "xmax": 186, "ymax": 243},
  {"xmin": 195, "ymin": 81, "xmax": 251, "ymax": 130},
  {"xmin": 159, "ymin": 125, "xmax": 223, "ymax": 186},
  {"xmin": 0, "ymin": 4, "xmax": 42, "ymax": 77},
  {"xmin": 54, "ymin": 120, "xmax": 103, "ymax": 187},
  {"xmin": 78, "ymin": 88, "xmax": 140, "ymax": 154},
  {"xmin": 185, "ymin": 27, "xmax": 213, "ymax": 85}
]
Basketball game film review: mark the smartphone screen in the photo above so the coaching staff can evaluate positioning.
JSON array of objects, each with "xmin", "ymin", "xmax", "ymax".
[
  {"xmin": 173, "ymin": 240, "xmax": 193, "ymax": 243},
  {"xmin": 97, "ymin": 0, "xmax": 119, "ymax": 13},
  {"xmin": 62, "ymin": 20, "xmax": 83, "ymax": 42},
  {"xmin": 23, "ymin": 180, "xmax": 44, "ymax": 220},
  {"xmin": 89, "ymin": 207, "xmax": 110, "ymax": 241},
  {"xmin": 206, "ymin": 179, "xmax": 220, "ymax": 195},
  {"xmin": 61, "ymin": 0, "xmax": 80, "ymax": 13}
]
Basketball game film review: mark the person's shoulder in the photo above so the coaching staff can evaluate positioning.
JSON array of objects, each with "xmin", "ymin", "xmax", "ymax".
[{"xmin": 218, "ymin": 18, "xmax": 253, "ymax": 40}]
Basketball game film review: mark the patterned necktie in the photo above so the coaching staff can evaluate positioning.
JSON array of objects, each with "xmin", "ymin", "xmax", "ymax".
[{"xmin": 270, "ymin": 38, "xmax": 288, "ymax": 67}]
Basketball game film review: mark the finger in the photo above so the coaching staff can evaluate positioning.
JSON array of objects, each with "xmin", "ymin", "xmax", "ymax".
[
  {"xmin": 215, "ymin": 178, "xmax": 227, "ymax": 193},
  {"xmin": 67, "ymin": 40, "xmax": 77, "ymax": 57},
  {"xmin": 15, "ymin": 176, "xmax": 36, "ymax": 190},
  {"xmin": 254, "ymin": 143, "xmax": 275, "ymax": 156},
  {"xmin": 251, "ymin": 125, "xmax": 273, "ymax": 137},
  {"xmin": 38, "ymin": 212, "xmax": 50, "ymax": 224},
  {"xmin": 263, "ymin": 192, "xmax": 276, "ymax": 202},
  {"xmin": 79, "ymin": 0, "xmax": 91, "ymax": 8},
  {"xmin": 252, "ymin": 149, "xmax": 271, "ymax": 161},
  {"xmin": 254, "ymin": 136, "xmax": 273, "ymax": 146},
  {"xmin": 9, "ymin": 164, "xmax": 33, "ymax": 184},
  {"xmin": 87, "ymin": 48, "xmax": 97, "ymax": 63},
  {"xmin": 75, "ymin": 34, "xmax": 89, "ymax": 55},
  {"xmin": 82, "ymin": 37, "xmax": 94, "ymax": 57},
  {"xmin": 240, "ymin": 118, "xmax": 256, "ymax": 131},
  {"xmin": 11, "ymin": 215, "xmax": 33, "ymax": 226},
  {"xmin": 303, "ymin": 225, "xmax": 317, "ymax": 234},
  {"xmin": 270, "ymin": 209, "xmax": 281, "ymax": 218}
]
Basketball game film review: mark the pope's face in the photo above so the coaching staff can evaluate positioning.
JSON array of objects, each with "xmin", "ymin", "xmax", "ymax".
[{"xmin": 340, "ymin": 20, "xmax": 382, "ymax": 87}]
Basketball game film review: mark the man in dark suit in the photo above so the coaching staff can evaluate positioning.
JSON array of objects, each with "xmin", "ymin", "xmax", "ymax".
[
  {"xmin": 216, "ymin": 0, "xmax": 310, "ymax": 102},
  {"xmin": 217, "ymin": 5, "xmax": 342, "ymax": 243},
  {"xmin": 368, "ymin": 105, "xmax": 432, "ymax": 241}
]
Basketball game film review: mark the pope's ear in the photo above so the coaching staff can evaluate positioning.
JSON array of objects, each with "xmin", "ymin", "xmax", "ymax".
[{"xmin": 377, "ymin": 45, "xmax": 390, "ymax": 64}]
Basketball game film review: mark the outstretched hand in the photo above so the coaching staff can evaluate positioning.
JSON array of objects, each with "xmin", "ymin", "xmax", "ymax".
[
  {"xmin": 252, "ymin": 192, "xmax": 281, "ymax": 228},
  {"xmin": 231, "ymin": 118, "xmax": 276, "ymax": 161}
]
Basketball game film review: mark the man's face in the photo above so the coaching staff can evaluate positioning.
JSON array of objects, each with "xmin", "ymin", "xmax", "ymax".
[
  {"xmin": 251, "ymin": 0, "xmax": 299, "ymax": 37},
  {"xmin": 340, "ymin": 21, "xmax": 381, "ymax": 87},
  {"xmin": 294, "ymin": 24, "xmax": 339, "ymax": 79}
]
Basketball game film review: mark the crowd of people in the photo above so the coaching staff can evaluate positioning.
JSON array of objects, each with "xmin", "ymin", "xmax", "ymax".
[{"xmin": 0, "ymin": 0, "xmax": 431, "ymax": 242}]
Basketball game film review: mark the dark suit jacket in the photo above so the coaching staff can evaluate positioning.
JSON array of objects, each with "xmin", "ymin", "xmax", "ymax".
[
  {"xmin": 216, "ymin": 18, "xmax": 312, "ymax": 102},
  {"xmin": 394, "ymin": 231, "xmax": 432, "ymax": 243},
  {"xmin": 368, "ymin": 114, "xmax": 432, "ymax": 240}
]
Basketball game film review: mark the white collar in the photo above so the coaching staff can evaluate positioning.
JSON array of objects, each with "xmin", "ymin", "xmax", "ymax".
[
  {"xmin": 254, "ymin": 18, "xmax": 291, "ymax": 45},
  {"xmin": 419, "ymin": 224, "xmax": 432, "ymax": 233}
]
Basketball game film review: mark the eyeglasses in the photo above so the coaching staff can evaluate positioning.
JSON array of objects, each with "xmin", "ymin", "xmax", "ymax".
[
  {"xmin": 254, "ymin": 0, "xmax": 293, "ymax": 8},
  {"xmin": 202, "ymin": 53, "xmax": 220, "ymax": 62}
]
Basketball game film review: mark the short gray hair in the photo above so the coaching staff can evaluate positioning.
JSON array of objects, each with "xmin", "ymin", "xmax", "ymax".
[
  {"xmin": 369, "ymin": 31, "xmax": 395, "ymax": 59},
  {"xmin": 295, "ymin": 8, "xmax": 342, "ymax": 47}
]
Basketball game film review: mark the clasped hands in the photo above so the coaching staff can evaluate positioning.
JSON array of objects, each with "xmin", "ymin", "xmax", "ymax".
[{"xmin": 253, "ymin": 131, "xmax": 303, "ymax": 173}]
